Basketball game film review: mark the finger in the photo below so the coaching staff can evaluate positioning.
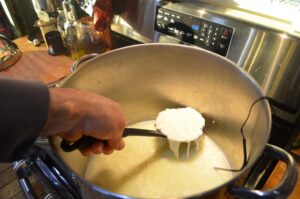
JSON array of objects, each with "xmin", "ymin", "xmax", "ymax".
[
  {"xmin": 59, "ymin": 131, "xmax": 82, "ymax": 142},
  {"xmin": 58, "ymin": 127, "xmax": 84, "ymax": 142},
  {"xmin": 80, "ymin": 147, "xmax": 93, "ymax": 156},
  {"xmin": 91, "ymin": 141, "xmax": 104, "ymax": 154},
  {"xmin": 116, "ymin": 139, "xmax": 125, "ymax": 150},
  {"xmin": 107, "ymin": 138, "xmax": 125, "ymax": 151},
  {"xmin": 79, "ymin": 140, "xmax": 104, "ymax": 156},
  {"xmin": 102, "ymin": 143, "xmax": 114, "ymax": 155}
]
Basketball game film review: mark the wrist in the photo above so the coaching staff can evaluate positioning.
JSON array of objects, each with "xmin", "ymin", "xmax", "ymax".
[{"xmin": 42, "ymin": 88, "xmax": 79, "ymax": 137}]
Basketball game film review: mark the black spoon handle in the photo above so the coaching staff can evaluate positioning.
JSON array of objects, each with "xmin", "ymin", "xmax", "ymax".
[{"xmin": 60, "ymin": 128, "xmax": 166, "ymax": 152}]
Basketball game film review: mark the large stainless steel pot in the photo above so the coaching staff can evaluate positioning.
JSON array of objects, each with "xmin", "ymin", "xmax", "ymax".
[{"xmin": 51, "ymin": 44, "xmax": 297, "ymax": 198}]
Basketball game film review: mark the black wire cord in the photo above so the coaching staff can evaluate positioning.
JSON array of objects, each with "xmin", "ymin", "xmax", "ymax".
[{"xmin": 215, "ymin": 96, "xmax": 268, "ymax": 172}]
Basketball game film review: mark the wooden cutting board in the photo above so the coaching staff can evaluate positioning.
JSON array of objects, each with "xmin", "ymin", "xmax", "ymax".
[{"xmin": 0, "ymin": 36, "xmax": 73, "ymax": 84}]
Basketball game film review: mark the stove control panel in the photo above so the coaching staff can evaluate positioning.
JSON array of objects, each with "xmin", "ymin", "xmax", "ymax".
[{"xmin": 154, "ymin": 7, "xmax": 233, "ymax": 56}]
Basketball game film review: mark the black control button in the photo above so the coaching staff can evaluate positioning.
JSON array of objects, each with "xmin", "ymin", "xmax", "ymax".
[
  {"xmin": 203, "ymin": 23, "xmax": 209, "ymax": 28},
  {"xmin": 221, "ymin": 28, "xmax": 232, "ymax": 40},
  {"xmin": 157, "ymin": 14, "xmax": 163, "ymax": 19},
  {"xmin": 167, "ymin": 27, "xmax": 175, "ymax": 33},
  {"xmin": 217, "ymin": 42, "xmax": 226, "ymax": 49},
  {"xmin": 207, "ymin": 29, "xmax": 213, "ymax": 35},
  {"xmin": 174, "ymin": 29, "xmax": 179, "ymax": 35},
  {"xmin": 186, "ymin": 32, "xmax": 193, "ymax": 37},
  {"xmin": 205, "ymin": 38, "xmax": 210, "ymax": 46}
]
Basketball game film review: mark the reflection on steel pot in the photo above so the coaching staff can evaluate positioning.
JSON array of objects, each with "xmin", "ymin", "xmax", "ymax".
[{"xmin": 50, "ymin": 44, "xmax": 297, "ymax": 198}]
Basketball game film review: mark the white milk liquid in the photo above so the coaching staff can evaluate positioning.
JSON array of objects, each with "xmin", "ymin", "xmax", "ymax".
[{"xmin": 84, "ymin": 121, "xmax": 233, "ymax": 198}]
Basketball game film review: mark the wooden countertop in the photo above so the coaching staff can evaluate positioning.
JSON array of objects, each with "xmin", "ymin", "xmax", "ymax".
[
  {"xmin": 0, "ymin": 36, "xmax": 299, "ymax": 199},
  {"xmin": 0, "ymin": 36, "xmax": 73, "ymax": 84}
]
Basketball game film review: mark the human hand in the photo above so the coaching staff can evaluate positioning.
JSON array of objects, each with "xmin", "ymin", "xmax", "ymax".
[
  {"xmin": 93, "ymin": 0, "xmax": 113, "ymax": 31},
  {"xmin": 42, "ymin": 88, "xmax": 125, "ymax": 156}
]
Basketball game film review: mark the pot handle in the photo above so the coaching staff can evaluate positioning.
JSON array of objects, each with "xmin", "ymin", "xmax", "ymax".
[
  {"xmin": 71, "ymin": 53, "xmax": 99, "ymax": 72},
  {"xmin": 229, "ymin": 144, "xmax": 298, "ymax": 199}
]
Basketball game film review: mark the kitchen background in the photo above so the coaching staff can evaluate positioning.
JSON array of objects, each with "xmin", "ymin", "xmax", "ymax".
[
  {"xmin": 1, "ymin": 0, "xmax": 300, "ymax": 38},
  {"xmin": 1, "ymin": 0, "xmax": 300, "ymax": 198}
]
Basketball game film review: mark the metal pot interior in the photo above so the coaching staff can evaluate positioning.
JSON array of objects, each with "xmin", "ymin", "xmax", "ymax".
[{"xmin": 52, "ymin": 44, "xmax": 271, "ymax": 197}]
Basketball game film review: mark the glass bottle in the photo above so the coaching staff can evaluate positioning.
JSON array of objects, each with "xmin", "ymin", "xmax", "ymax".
[
  {"xmin": 57, "ymin": 8, "xmax": 66, "ymax": 40},
  {"xmin": 62, "ymin": 0, "xmax": 85, "ymax": 59}
]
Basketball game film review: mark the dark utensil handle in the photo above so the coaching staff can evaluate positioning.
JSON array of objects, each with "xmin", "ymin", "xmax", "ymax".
[
  {"xmin": 60, "ymin": 136, "xmax": 99, "ymax": 152},
  {"xmin": 60, "ymin": 128, "xmax": 166, "ymax": 152}
]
